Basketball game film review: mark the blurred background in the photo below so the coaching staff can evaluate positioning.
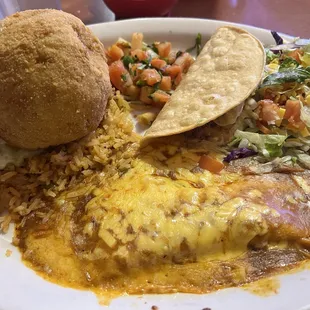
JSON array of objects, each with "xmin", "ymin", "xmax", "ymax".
[{"xmin": 0, "ymin": 0, "xmax": 309, "ymax": 37}]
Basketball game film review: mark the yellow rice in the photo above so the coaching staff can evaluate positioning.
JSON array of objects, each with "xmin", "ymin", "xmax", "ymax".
[{"xmin": 0, "ymin": 93, "xmax": 139, "ymax": 234}]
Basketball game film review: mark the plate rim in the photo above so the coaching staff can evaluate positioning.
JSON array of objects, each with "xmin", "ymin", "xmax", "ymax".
[
  {"xmin": 88, "ymin": 17, "xmax": 295, "ymax": 41},
  {"xmin": 0, "ymin": 17, "xmax": 308, "ymax": 310}
]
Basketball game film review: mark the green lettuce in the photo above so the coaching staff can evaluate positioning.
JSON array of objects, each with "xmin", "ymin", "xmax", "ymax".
[
  {"xmin": 300, "ymin": 101, "xmax": 310, "ymax": 127},
  {"xmin": 278, "ymin": 57, "xmax": 299, "ymax": 71},
  {"xmin": 265, "ymin": 48, "xmax": 278, "ymax": 63},
  {"xmin": 260, "ymin": 67, "xmax": 310, "ymax": 88},
  {"xmin": 302, "ymin": 43, "xmax": 310, "ymax": 53},
  {"xmin": 296, "ymin": 153, "xmax": 310, "ymax": 169},
  {"xmin": 186, "ymin": 33, "xmax": 202, "ymax": 56},
  {"xmin": 234, "ymin": 130, "xmax": 287, "ymax": 157}
]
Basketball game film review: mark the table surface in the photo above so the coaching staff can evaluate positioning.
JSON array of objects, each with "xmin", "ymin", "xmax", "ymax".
[
  {"xmin": 61, "ymin": 0, "xmax": 309, "ymax": 38},
  {"xmin": 172, "ymin": 0, "xmax": 309, "ymax": 38}
]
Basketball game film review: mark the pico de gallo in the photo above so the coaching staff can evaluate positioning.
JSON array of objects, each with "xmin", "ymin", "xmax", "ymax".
[{"xmin": 106, "ymin": 32, "xmax": 201, "ymax": 107}]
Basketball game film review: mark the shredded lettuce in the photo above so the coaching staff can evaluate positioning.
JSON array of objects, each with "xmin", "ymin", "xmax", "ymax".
[
  {"xmin": 265, "ymin": 48, "xmax": 278, "ymax": 63},
  {"xmin": 278, "ymin": 57, "xmax": 299, "ymax": 71},
  {"xmin": 229, "ymin": 41, "xmax": 310, "ymax": 164},
  {"xmin": 300, "ymin": 101, "xmax": 310, "ymax": 127},
  {"xmin": 296, "ymin": 153, "xmax": 310, "ymax": 169},
  {"xmin": 302, "ymin": 43, "xmax": 310, "ymax": 53},
  {"xmin": 233, "ymin": 130, "xmax": 287, "ymax": 158},
  {"xmin": 284, "ymin": 138, "xmax": 305, "ymax": 147},
  {"xmin": 260, "ymin": 67, "xmax": 310, "ymax": 88}
]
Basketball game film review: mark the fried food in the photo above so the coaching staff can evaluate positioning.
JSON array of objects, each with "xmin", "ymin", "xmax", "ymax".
[{"xmin": 0, "ymin": 9, "xmax": 112, "ymax": 149}]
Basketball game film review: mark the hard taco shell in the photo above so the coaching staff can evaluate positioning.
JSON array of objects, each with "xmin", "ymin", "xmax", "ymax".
[{"xmin": 144, "ymin": 26, "xmax": 265, "ymax": 139}]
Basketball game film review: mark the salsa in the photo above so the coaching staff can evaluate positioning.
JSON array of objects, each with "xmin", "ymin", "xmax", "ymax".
[{"xmin": 106, "ymin": 32, "xmax": 195, "ymax": 107}]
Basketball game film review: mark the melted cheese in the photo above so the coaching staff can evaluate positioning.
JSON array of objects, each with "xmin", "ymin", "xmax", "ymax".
[
  {"xmin": 57, "ymin": 143, "xmax": 282, "ymax": 270},
  {"xmin": 17, "ymin": 139, "xmax": 310, "ymax": 296}
]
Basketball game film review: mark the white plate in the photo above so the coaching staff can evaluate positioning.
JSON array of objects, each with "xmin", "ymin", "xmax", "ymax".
[{"xmin": 1, "ymin": 18, "xmax": 309, "ymax": 310}]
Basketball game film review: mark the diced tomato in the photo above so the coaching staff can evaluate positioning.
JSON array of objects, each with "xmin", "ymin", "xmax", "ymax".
[
  {"xmin": 174, "ymin": 52, "xmax": 194, "ymax": 72},
  {"xmin": 156, "ymin": 42, "xmax": 171, "ymax": 58},
  {"xmin": 109, "ymin": 60, "xmax": 132, "ymax": 91},
  {"xmin": 284, "ymin": 99, "xmax": 301, "ymax": 122},
  {"xmin": 140, "ymin": 69, "xmax": 162, "ymax": 86},
  {"xmin": 256, "ymin": 121, "xmax": 271, "ymax": 134},
  {"xmin": 167, "ymin": 52, "xmax": 176, "ymax": 64},
  {"xmin": 107, "ymin": 44, "xmax": 124, "ymax": 62},
  {"xmin": 131, "ymin": 49, "xmax": 148, "ymax": 61},
  {"xmin": 159, "ymin": 76, "xmax": 172, "ymax": 91},
  {"xmin": 129, "ymin": 63, "xmax": 144, "ymax": 80},
  {"xmin": 164, "ymin": 65, "xmax": 181, "ymax": 78},
  {"xmin": 287, "ymin": 123, "xmax": 306, "ymax": 132},
  {"xmin": 287, "ymin": 49, "xmax": 303, "ymax": 64},
  {"xmin": 151, "ymin": 58, "xmax": 167, "ymax": 69},
  {"xmin": 199, "ymin": 155, "xmax": 225, "ymax": 174},
  {"xmin": 284, "ymin": 99, "xmax": 306, "ymax": 129},
  {"xmin": 151, "ymin": 90, "xmax": 170, "ymax": 107},
  {"xmin": 139, "ymin": 86, "xmax": 154, "ymax": 104},
  {"xmin": 174, "ymin": 72, "xmax": 183, "ymax": 86},
  {"xmin": 131, "ymin": 32, "xmax": 143, "ymax": 51},
  {"xmin": 258, "ymin": 99, "xmax": 280, "ymax": 124}
]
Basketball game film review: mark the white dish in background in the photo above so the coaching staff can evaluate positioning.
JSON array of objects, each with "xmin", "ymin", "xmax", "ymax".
[{"xmin": 1, "ymin": 18, "xmax": 309, "ymax": 310}]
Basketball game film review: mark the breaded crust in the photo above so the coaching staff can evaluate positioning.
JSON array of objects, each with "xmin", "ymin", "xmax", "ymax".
[{"xmin": 0, "ymin": 9, "xmax": 112, "ymax": 149}]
